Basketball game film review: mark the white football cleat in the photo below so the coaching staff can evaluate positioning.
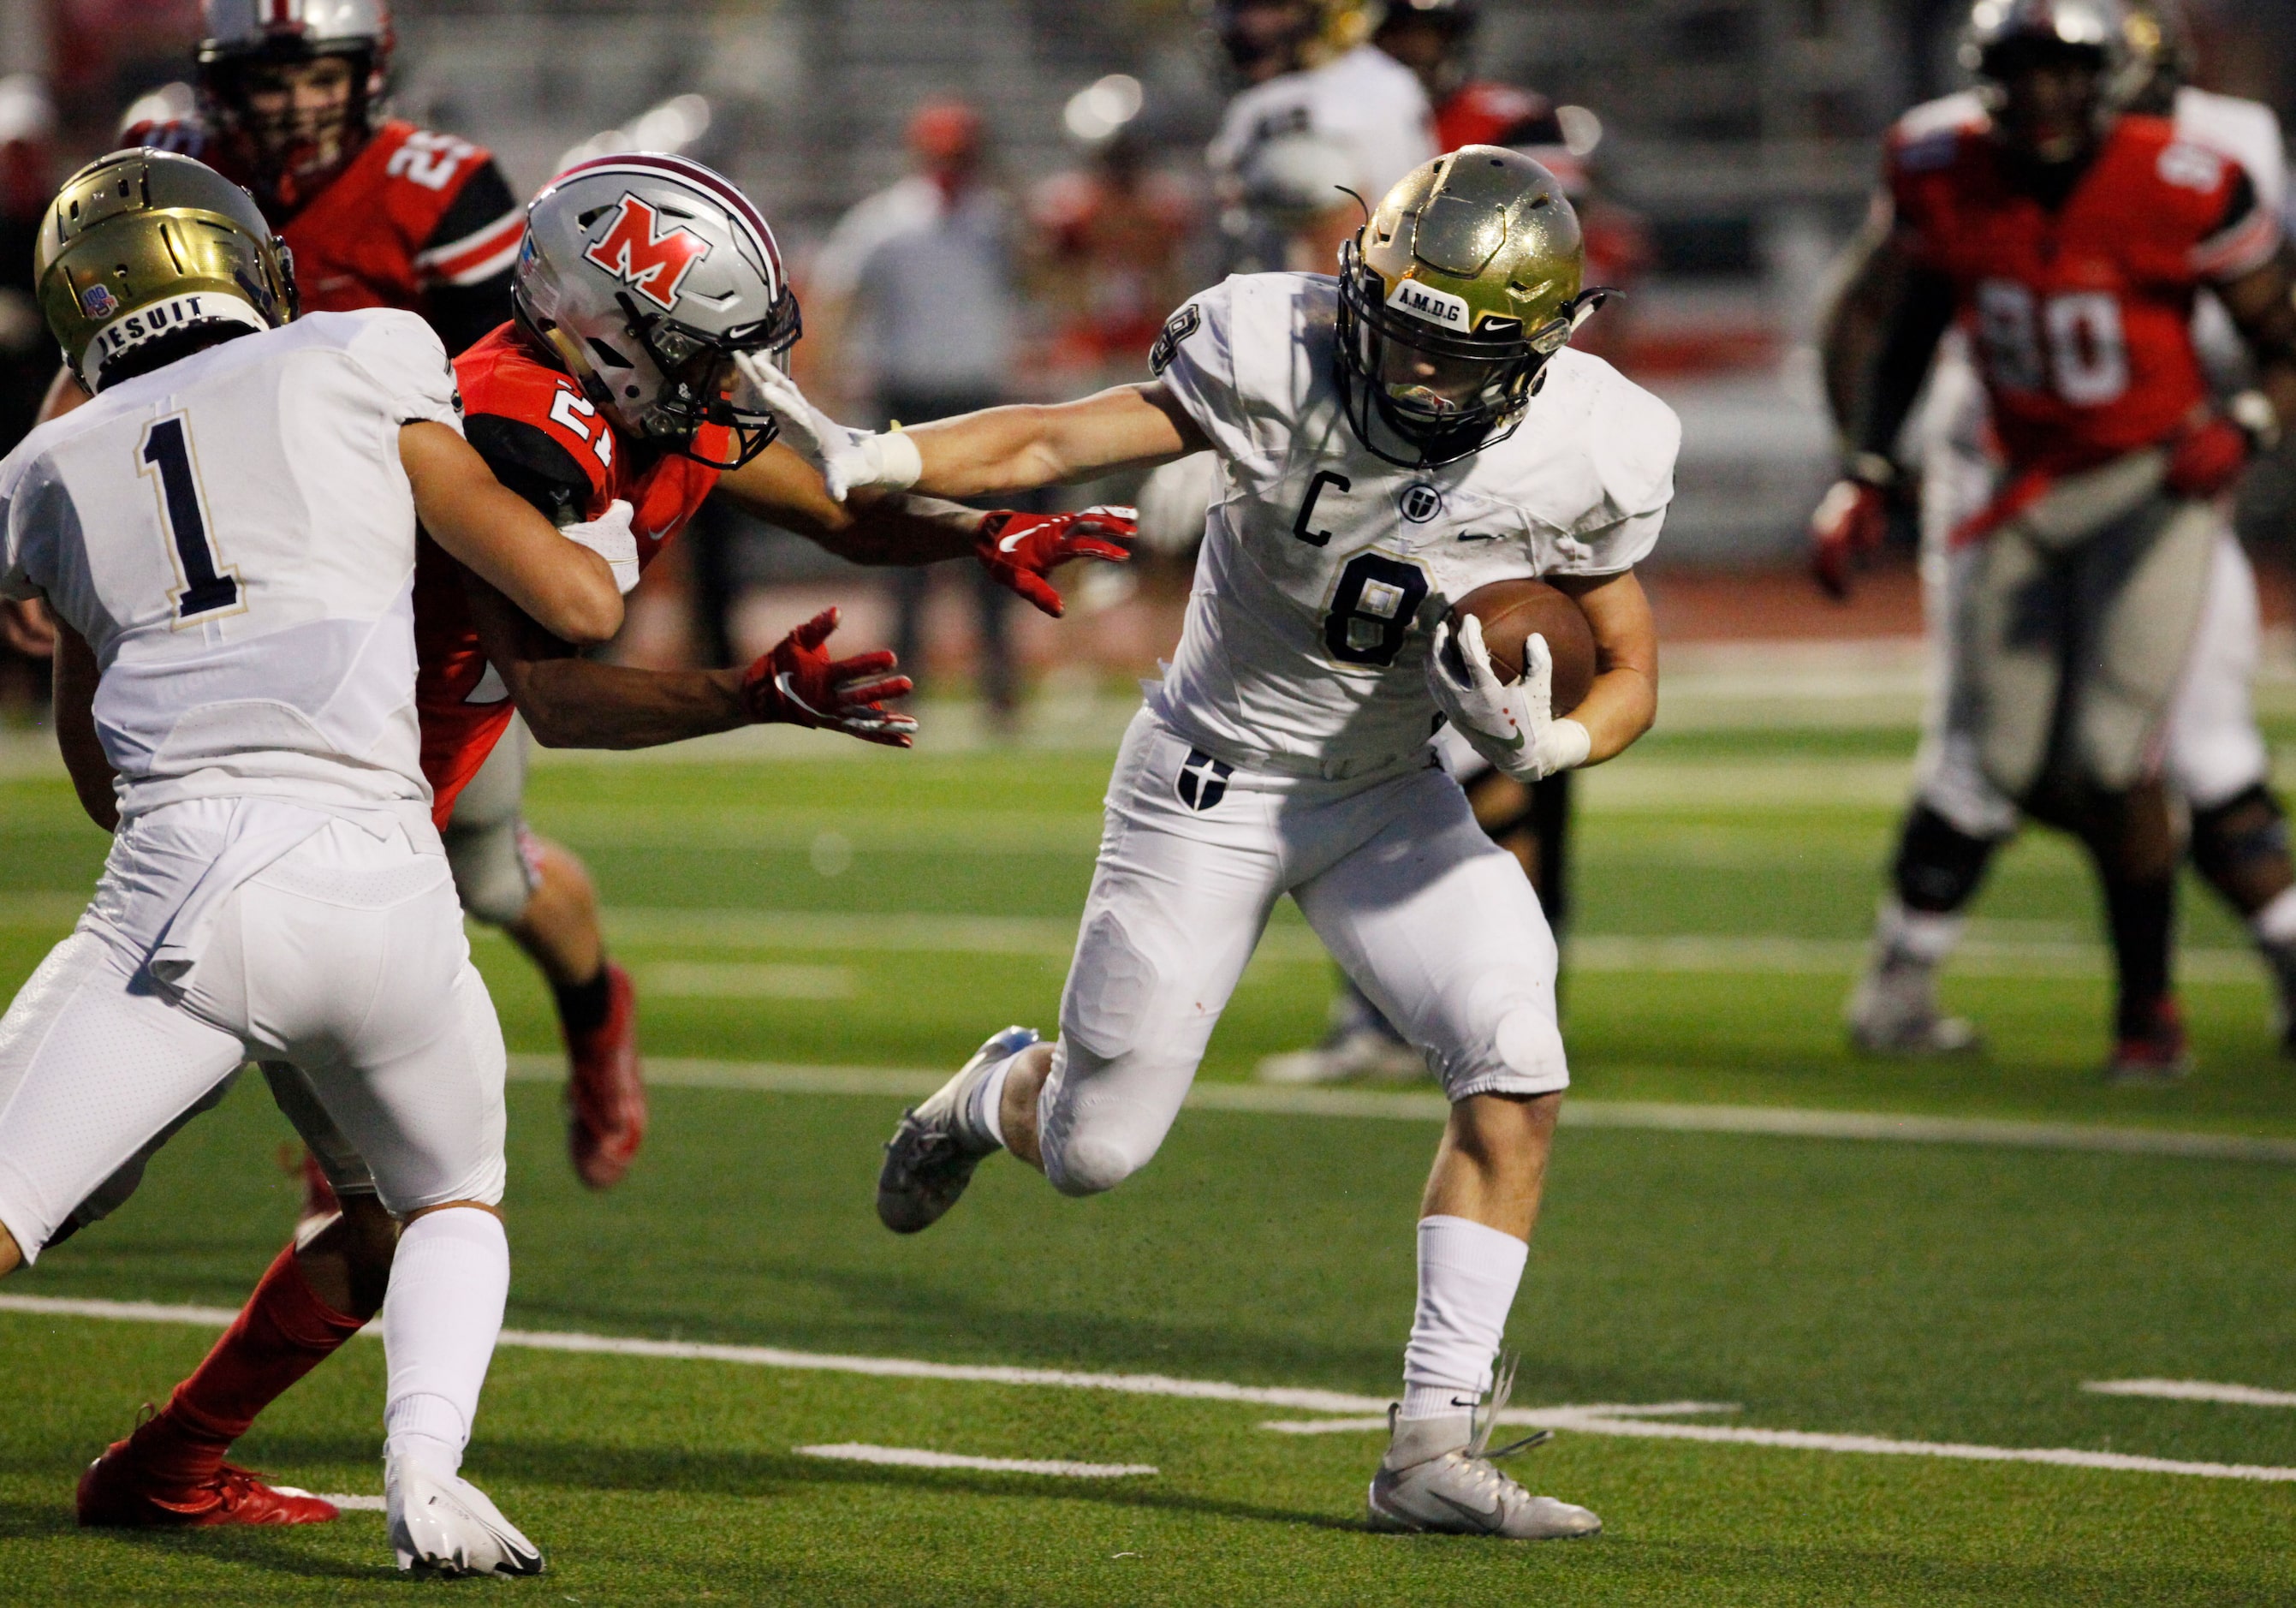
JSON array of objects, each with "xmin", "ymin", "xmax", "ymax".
[
  {"xmin": 386, "ymin": 1452, "xmax": 544, "ymax": 1577},
  {"xmin": 1367, "ymin": 1360, "xmax": 1601, "ymax": 1542},
  {"xmin": 1256, "ymin": 1027, "xmax": 1427, "ymax": 1086},
  {"xmin": 1846, "ymin": 955, "xmax": 1981, "ymax": 1057}
]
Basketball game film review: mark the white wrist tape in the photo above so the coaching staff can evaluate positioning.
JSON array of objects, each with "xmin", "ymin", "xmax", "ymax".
[
  {"xmin": 860, "ymin": 429, "xmax": 923, "ymax": 493},
  {"xmin": 1544, "ymin": 718, "xmax": 1592, "ymax": 775}
]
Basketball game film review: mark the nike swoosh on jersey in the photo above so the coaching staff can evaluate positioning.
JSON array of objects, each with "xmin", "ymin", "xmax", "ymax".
[{"xmin": 998, "ymin": 531, "xmax": 1029, "ymax": 554}]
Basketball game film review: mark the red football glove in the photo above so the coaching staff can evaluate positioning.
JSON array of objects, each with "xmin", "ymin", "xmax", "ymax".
[
  {"xmin": 1809, "ymin": 476, "xmax": 1891, "ymax": 601},
  {"xmin": 741, "ymin": 607, "xmax": 917, "ymax": 748},
  {"xmin": 2166, "ymin": 414, "xmax": 2255, "ymax": 501},
  {"xmin": 974, "ymin": 505, "xmax": 1137, "ymax": 618}
]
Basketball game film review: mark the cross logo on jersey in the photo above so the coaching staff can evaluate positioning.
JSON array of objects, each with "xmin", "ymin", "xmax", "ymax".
[
  {"xmin": 1176, "ymin": 749, "xmax": 1234, "ymax": 813},
  {"xmin": 583, "ymin": 194, "xmax": 714, "ymax": 313},
  {"xmin": 1399, "ymin": 484, "xmax": 1445, "ymax": 523}
]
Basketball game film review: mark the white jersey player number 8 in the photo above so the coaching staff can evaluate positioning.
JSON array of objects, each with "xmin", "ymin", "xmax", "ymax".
[{"xmin": 138, "ymin": 414, "xmax": 244, "ymax": 625}]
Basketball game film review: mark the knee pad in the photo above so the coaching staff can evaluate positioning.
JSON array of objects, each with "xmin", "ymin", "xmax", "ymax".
[
  {"xmin": 1894, "ymin": 805, "xmax": 2002, "ymax": 914},
  {"xmin": 1044, "ymin": 1133, "xmax": 1145, "ymax": 1198},
  {"xmin": 2191, "ymin": 783, "xmax": 2290, "ymax": 886},
  {"xmin": 444, "ymin": 815, "xmax": 539, "ymax": 928}
]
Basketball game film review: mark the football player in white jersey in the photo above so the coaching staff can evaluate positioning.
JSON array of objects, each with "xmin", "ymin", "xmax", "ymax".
[
  {"xmin": 0, "ymin": 150, "xmax": 633, "ymax": 1573},
  {"xmin": 750, "ymin": 146, "xmax": 1676, "ymax": 1538},
  {"xmin": 1818, "ymin": 0, "xmax": 2296, "ymax": 1063},
  {"xmin": 1207, "ymin": 0, "xmax": 1439, "ymax": 273}
]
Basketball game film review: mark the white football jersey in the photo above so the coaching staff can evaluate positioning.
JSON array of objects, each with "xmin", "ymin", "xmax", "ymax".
[
  {"xmin": 1209, "ymin": 45, "xmax": 1438, "ymax": 211},
  {"xmin": 0, "ymin": 310, "xmax": 466, "ymax": 821},
  {"xmin": 1147, "ymin": 272, "xmax": 1679, "ymax": 775}
]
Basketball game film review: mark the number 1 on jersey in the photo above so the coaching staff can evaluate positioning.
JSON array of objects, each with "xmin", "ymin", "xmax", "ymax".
[{"xmin": 140, "ymin": 415, "xmax": 241, "ymax": 623}]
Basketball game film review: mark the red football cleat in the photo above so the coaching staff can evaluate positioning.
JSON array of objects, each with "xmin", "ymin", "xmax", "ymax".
[
  {"xmin": 78, "ymin": 1439, "xmax": 341, "ymax": 1528},
  {"xmin": 2106, "ymin": 999, "xmax": 2192, "ymax": 1087},
  {"xmin": 566, "ymin": 962, "xmax": 646, "ymax": 1189}
]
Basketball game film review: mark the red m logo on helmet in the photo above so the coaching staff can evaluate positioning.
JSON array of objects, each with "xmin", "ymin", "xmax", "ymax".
[{"xmin": 583, "ymin": 194, "xmax": 713, "ymax": 313}]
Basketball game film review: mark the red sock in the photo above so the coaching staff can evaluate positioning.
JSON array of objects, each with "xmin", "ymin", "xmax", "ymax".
[{"xmin": 127, "ymin": 1241, "xmax": 366, "ymax": 1486}]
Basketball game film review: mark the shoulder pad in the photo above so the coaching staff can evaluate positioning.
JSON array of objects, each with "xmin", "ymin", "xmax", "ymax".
[
  {"xmin": 1579, "ymin": 359, "xmax": 1680, "ymax": 518},
  {"xmin": 1893, "ymin": 92, "xmax": 1988, "ymax": 144}
]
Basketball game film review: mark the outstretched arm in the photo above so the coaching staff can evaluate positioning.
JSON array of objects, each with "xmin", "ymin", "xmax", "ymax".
[
  {"xmin": 902, "ymin": 384, "xmax": 1208, "ymax": 498},
  {"xmin": 745, "ymin": 354, "xmax": 1206, "ymax": 501},
  {"xmin": 399, "ymin": 421, "xmax": 625, "ymax": 647}
]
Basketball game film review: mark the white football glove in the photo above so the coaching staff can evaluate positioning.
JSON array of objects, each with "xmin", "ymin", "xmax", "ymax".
[
  {"xmin": 733, "ymin": 352, "xmax": 920, "ymax": 502},
  {"xmin": 1426, "ymin": 614, "xmax": 1592, "ymax": 783},
  {"xmin": 561, "ymin": 498, "xmax": 641, "ymax": 596}
]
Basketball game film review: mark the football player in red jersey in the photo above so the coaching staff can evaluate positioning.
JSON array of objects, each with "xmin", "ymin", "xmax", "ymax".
[
  {"xmin": 1812, "ymin": 0, "xmax": 2296, "ymax": 1079},
  {"xmin": 69, "ymin": 151, "xmax": 1133, "ymax": 1534}
]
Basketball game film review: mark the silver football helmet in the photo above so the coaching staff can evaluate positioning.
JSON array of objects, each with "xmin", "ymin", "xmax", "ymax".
[{"xmin": 515, "ymin": 152, "xmax": 800, "ymax": 471}]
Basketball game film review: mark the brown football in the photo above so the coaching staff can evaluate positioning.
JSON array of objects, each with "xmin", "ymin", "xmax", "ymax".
[{"xmin": 1440, "ymin": 578, "xmax": 1598, "ymax": 718}]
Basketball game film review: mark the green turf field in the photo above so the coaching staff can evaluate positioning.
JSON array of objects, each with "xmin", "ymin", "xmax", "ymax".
[{"xmin": 3, "ymin": 712, "xmax": 2293, "ymax": 1605}]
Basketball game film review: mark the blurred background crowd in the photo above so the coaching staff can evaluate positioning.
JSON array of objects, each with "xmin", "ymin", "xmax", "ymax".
[{"xmin": 4, "ymin": 0, "xmax": 2296, "ymax": 724}]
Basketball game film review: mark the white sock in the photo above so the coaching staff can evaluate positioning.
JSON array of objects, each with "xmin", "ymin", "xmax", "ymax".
[
  {"xmin": 1400, "ymin": 1215, "xmax": 1529, "ymax": 1420},
  {"xmin": 2253, "ymin": 886, "xmax": 2296, "ymax": 948},
  {"xmin": 967, "ymin": 1054, "xmax": 1015, "ymax": 1151},
  {"xmin": 382, "ymin": 1207, "xmax": 509, "ymax": 1478},
  {"xmin": 1877, "ymin": 896, "xmax": 1965, "ymax": 966}
]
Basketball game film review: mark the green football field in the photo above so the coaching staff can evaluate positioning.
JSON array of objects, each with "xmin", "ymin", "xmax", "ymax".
[{"xmin": 3, "ymin": 706, "xmax": 2294, "ymax": 1605}]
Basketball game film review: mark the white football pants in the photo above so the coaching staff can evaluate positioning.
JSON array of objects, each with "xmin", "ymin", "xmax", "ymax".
[
  {"xmin": 0, "ymin": 809, "xmax": 509, "ymax": 1261},
  {"xmin": 1037, "ymin": 711, "xmax": 1565, "ymax": 1196},
  {"xmin": 1913, "ymin": 348, "xmax": 2266, "ymax": 837}
]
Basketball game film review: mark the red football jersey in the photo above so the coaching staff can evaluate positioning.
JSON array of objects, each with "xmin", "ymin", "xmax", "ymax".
[
  {"xmin": 414, "ymin": 325, "xmax": 726, "ymax": 823},
  {"xmin": 125, "ymin": 117, "xmax": 524, "ymax": 350},
  {"xmin": 1891, "ymin": 113, "xmax": 2281, "ymax": 475}
]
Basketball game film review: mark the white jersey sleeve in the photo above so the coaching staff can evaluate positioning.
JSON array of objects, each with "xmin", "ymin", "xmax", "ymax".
[
  {"xmin": 342, "ymin": 308, "xmax": 467, "ymax": 434},
  {"xmin": 2176, "ymin": 87, "xmax": 2287, "ymax": 219},
  {"xmin": 1150, "ymin": 275, "xmax": 1310, "ymax": 470}
]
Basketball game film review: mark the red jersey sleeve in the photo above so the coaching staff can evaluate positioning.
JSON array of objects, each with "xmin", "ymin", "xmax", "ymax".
[{"xmin": 453, "ymin": 328, "xmax": 617, "ymax": 522}]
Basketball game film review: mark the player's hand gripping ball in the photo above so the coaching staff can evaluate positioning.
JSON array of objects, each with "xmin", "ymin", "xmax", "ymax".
[
  {"xmin": 974, "ymin": 507, "xmax": 1137, "ymax": 617},
  {"xmin": 1428, "ymin": 580, "xmax": 1597, "ymax": 785},
  {"xmin": 741, "ymin": 607, "xmax": 918, "ymax": 748}
]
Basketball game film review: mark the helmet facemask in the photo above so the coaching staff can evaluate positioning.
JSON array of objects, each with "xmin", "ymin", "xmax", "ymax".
[
  {"xmin": 201, "ymin": 45, "xmax": 378, "ymax": 206},
  {"xmin": 605, "ymin": 286, "xmax": 800, "ymax": 471}
]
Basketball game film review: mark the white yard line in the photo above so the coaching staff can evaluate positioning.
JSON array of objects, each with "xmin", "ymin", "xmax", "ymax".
[
  {"xmin": 3, "ymin": 1294, "xmax": 2286, "ymax": 1486},
  {"xmin": 312, "ymin": 1494, "xmax": 386, "ymax": 1511},
  {"xmin": 2085, "ymin": 1379, "xmax": 2296, "ymax": 1408},
  {"xmin": 795, "ymin": 1444, "xmax": 1156, "ymax": 1479},
  {"xmin": 501, "ymin": 1055, "xmax": 2296, "ymax": 1166}
]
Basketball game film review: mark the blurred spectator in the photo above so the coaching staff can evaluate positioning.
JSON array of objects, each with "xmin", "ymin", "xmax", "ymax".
[
  {"xmin": 0, "ymin": 75, "xmax": 57, "ymax": 710},
  {"xmin": 1028, "ymin": 127, "xmax": 1196, "ymax": 395},
  {"xmin": 808, "ymin": 100, "xmax": 1029, "ymax": 728}
]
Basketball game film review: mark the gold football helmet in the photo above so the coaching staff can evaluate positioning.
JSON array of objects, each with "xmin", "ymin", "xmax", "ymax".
[
  {"xmin": 1335, "ymin": 146, "xmax": 1607, "ymax": 468},
  {"xmin": 38, "ymin": 147, "xmax": 294, "ymax": 391}
]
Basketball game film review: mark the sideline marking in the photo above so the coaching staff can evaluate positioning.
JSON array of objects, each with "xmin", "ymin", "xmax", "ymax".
[
  {"xmin": 2085, "ymin": 1379, "xmax": 2296, "ymax": 1408},
  {"xmin": 5, "ymin": 1295, "xmax": 2291, "ymax": 1486},
  {"xmin": 796, "ymin": 1444, "xmax": 1156, "ymax": 1479},
  {"xmin": 314, "ymin": 1494, "xmax": 386, "ymax": 1511},
  {"xmin": 503, "ymin": 1056, "xmax": 2296, "ymax": 1167},
  {"xmin": 1259, "ymin": 1409, "xmax": 2296, "ymax": 1483}
]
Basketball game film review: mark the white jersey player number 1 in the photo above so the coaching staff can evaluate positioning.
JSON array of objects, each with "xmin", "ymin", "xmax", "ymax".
[{"xmin": 139, "ymin": 414, "xmax": 243, "ymax": 624}]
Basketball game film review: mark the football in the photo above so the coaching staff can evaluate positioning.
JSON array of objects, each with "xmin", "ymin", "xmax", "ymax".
[{"xmin": 1441, "ymin": 577, "xmax": 1598, "ymax": 717}]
